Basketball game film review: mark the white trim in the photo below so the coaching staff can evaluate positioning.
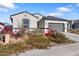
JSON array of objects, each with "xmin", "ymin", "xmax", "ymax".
[
  {"xmin": 44, "ymin": 20, "xmax": 68, "ymax": 32},
  {"xmin": 45, "ymin": 20, "xmax": 68, "ymax": 24}
]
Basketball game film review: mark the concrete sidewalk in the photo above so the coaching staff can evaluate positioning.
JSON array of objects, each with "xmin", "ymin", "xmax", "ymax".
[
  {"xmin": 18, "ymin": 43, "xmax": 79, "ymax": 56},
  {"xmin": 62, "ymin": 32, "xmax": 79, "ymax": 42},
  {"xmin": 18, "ymin": 33, "xmax": 79, "ymax": 56}
]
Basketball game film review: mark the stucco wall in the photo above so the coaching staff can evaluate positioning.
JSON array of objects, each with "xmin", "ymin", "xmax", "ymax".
[
  {"xmin": 39, "ymin": 20, "xmax": 68, "ymax": 33},
  {"xmin": 38, "ymin": 20, "xmax": 45, "ymax": 32},
  {"xmin": 11, "ymin": 12, "xmax": 38, "ymax": 29},
  {"xmin": 45, "ymin": 20, "xmax": 68, "ymax": 32},
  {"xmin": 34, "ymin": 14, "xmax": 43, "ymax": 21}
]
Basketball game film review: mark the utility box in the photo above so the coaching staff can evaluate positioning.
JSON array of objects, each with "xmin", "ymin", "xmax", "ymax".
[{"xmin": 4, "ymin": 34, "xmax": 10, "ymax": 44}]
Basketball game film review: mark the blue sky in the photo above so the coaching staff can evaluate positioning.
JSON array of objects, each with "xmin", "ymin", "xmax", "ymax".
[{"xmin": 0, "ymin": 3, "xmax": 79, "ymax": 24}]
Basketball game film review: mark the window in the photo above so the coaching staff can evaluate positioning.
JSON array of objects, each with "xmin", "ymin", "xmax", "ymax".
[{"xmin": 22, "ymin": 18, "xmax": 29, "ymax": 28}]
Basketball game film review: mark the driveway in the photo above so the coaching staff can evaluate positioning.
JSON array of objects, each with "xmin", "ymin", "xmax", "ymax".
[
  {"xmin": 62, "ymin": 32, "xmax": 79, "ymax": 42},
  {"xmin": 18, "ymin": 32, "xmax": 79, "ymax": 56},
  {"xmin": 18, "ymin": 43, "xmax": 79, "ymax": 56}
]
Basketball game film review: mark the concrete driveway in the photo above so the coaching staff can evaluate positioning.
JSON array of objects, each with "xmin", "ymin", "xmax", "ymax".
[
  {"xmin": 18, "ymin": 43, "xmax": 79, "ymax": 56},
  {"xmin": 62, "ymin": 32, "xmax": 79, "ymax": 42},
  {"xmin": 18, "ymin": 32, "xmax": 79, "ymax": 56}
]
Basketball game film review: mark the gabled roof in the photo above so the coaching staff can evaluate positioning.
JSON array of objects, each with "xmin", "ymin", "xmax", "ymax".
[
  {"xmin": 10, "ymin": 11, "xmax": 38, "ymax": 19},
  {"xmin": 42, "ymin": 16, "xmax": 69, "ymax": 21},
  {"xmin": 10, "ymin": 11, "xmax": 69, "ymax": 22},
  {"xmin": 34, "ymin": 13, "xmax": 44, "ymax": 17}
]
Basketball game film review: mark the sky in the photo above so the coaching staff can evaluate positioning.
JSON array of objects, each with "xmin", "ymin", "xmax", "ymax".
[{"xmin": 0, "ymin": 3, "xmax": 79, "ymax": 24}]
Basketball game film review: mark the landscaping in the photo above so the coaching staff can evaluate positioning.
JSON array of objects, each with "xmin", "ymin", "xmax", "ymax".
[
  {"xmin": 68, "ymin": 29, "xmax": 79, "ymax": 34},
  {"xmin": 0, "ymin": 29, "xmax": 76, "ymax": 56}
]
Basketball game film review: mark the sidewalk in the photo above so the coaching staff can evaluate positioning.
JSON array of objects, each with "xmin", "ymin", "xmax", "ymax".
[
  {"xmin": 62, "ymin": 32, "xmax": 79, "ymax": 42},
  {"xmin": 18, "ymin": 43, "xmax": 79, "ymax": 56},
  {"xmin": 18, "ymin": 33, "xmax": 79, "ymax": 56}
]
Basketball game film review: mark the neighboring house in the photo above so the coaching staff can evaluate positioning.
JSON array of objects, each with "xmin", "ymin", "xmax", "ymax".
[
  {"xmin": 10, "ymin": 11, "xmax": 70, "ymax": 33},
  {"xmin": 72, "ymin": 20, "xmax": 79, "ymax": 29}
]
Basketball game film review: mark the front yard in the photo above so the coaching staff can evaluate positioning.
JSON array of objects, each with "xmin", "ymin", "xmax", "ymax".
[
  {"xmin": 68, "ymin": 29, "xmax": 79, "ymax": 34},
  {"xmin": 0, "ymin": 29, "xmax": 76, "ymax": 56}
]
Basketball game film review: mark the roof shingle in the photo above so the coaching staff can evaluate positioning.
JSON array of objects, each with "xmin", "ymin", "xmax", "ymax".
[{"xmin": 42, "ymin": 16, "xmax": 68, "ymax": 21}]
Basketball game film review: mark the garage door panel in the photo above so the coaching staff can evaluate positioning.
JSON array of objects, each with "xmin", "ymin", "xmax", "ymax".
[{"xmin": 48, "ymin": 23, "xmax": 64, "ymax": 32}]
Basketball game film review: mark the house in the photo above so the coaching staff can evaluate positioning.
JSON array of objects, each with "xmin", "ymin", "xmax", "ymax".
[
  {"xmin": 10, "ymin": 11, "xmax": 43, "ymax": 33},
  {"xmin": 38, "ymin": 16, "xmax": 70, "ymax": 33},
  {"xmin": 72, "ymin": 20, "xmax": 79, "ymax": 29},
  {"xmin": 10, "ymin": 11, "xmax": 70, "ymax": 33}
]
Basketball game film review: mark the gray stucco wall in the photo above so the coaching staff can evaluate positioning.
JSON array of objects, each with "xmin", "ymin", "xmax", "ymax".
[
  {"xmin": 39, "ymin": 19, "xmax": 68, "ymax": 32},
  {"xmin": 11, "ymin": 12, "xmax": 39, "ymax": 32},
  {"xmin": 38, "ymin": 20, "xmax": 45, "ymax": 32},
  {"xmin": 11, "ymin": 13, "xmax": 38, "ymax": 29},
  {"xmin": 72, "ymin": 23, "xmax": 79, "ymax": 29}
]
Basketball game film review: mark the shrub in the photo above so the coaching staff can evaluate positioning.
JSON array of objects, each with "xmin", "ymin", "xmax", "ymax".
[
  {"xmin": 69, "ymin": 29, "xmax": 79, "ymax": 34},
  {"xmin": 0, "ymin": 41, "xmax": 32, "ymax": 56},
  {"xmin": 45, "ymin": 28, "xmax": 56, "ymax": 37},
  {"xmin": 52, "ymin": 33, "xmax": 75, "ymax": 44},
  {"xmin": 26, "ymin": 32, "xmax": 75, "ymax": 48},
  {"xmin": 12, "ymin": 28, "xmax": 26, "ymax": 39},
  {"xmin": 0, "ymin": 32, "xmax": 75, "ymax": 56},
  {"xmin": 25, "ymin": 34, "xmax": 50, "ymax": 49}
]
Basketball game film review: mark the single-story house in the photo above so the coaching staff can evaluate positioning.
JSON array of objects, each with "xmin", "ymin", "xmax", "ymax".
[
  {"xmin": 38, "ymin": 16, "xmax": 71, "ymax": 33},
  {"xmin": 10, "ymin": 11, "xmax": 70, "ymax": 33},
  {"xmin": 72, "ymin": 20, "xmax": 79, "ymax": 29}
]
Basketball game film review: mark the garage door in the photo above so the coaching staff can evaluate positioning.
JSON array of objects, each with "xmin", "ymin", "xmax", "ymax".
[{"xmin": 48, "ymin": 23, "xmax": 64, "ymax": 32}]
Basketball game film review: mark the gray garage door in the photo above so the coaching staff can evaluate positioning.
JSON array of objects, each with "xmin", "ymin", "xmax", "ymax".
[{"xmin": 48, "ymin": 23, "xmax": 64, "ymax": 32}]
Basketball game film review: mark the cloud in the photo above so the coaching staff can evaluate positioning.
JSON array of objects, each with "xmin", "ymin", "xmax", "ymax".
[
  {"xmin": 0, "ymin": 2, "xmax": 17, "ymax": 12},
  {"xmin": 47, "ymin": 4, "xmax": 74, "ymax": 17},
  {"xmin": 48, "ymin": 12, "xmax": 64, "ymax": 16},
  {"xmin": 0, "ymin": 0, "xmax": 14, "ymax": 9},
  {"xmin": 66, "ymin": 3, "xmax": 79, "ymax": 11},
  {"xmin": 47, "ymin": 7, "xmax": 70, "ymax": 17},
  {"xmin": 56, "ymin": 7, "xmax": 71, "ymax": 12},
  {"xmin": 0, "ymin": 0, "xmax": 16, "ymax": 12},
  {"xmin": 0, "ymin": 3, "xmax": 16, "ymax": 9},
  {"xmin": 47, "ymin": 4, "xmax": 79, "ymax": 19},
  {"xmin": 0, "ymin": 8, "xmax": 8, "ymax": 12}
]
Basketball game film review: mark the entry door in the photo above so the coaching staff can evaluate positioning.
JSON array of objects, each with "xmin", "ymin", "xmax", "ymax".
[{"xmin": 48, "ymin": 23, "xmax": 64, "ymax": 32}]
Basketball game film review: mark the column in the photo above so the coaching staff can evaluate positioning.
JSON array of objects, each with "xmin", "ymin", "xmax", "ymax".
[{"xmin": 64, "ymin": 23, "xmax": 67, "ymax": 32}]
